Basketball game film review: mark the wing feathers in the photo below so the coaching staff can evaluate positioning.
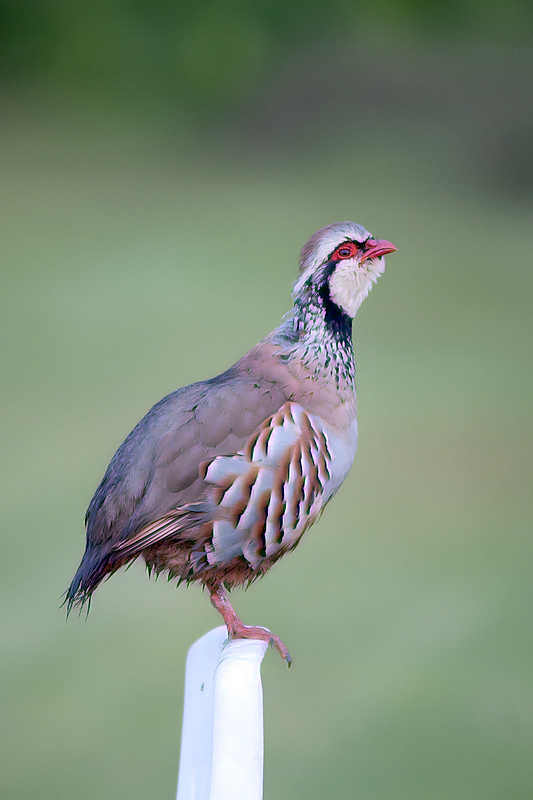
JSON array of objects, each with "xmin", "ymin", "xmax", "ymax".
[{"xmin": 107, "ymin": 401, "xmax": 333, "ymax": 575}]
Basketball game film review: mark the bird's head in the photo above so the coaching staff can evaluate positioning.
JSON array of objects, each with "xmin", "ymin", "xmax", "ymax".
[{"xmin": 293, "ymin": 221, "xmax": 397, "ymax": 318}]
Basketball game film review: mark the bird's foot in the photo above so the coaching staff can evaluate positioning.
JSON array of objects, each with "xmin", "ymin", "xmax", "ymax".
[
  {"xmin": 210, "ymin": 585, "xmax": 292, "ymax": 667},
  {"xmin": 227, "ymin": 622, "xmax": 292, "ymax": 667}
]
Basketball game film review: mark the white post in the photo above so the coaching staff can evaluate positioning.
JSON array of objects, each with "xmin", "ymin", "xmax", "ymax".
[
  {"xmin": 176, "ymin": 627, "xmax": 269, "ymax": 800},
  {"xmin": 176, "ymin": 626, "xmax": 227, "ymax": 800},
  {"xmin": 210, "ymin": 637, "xmax": 268, "ymax": 800}
]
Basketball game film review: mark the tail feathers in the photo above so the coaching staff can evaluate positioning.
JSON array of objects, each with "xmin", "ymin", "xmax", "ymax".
[{"xmin": 64, "ymin": 545, "xmax": 125, "ymax": 615}]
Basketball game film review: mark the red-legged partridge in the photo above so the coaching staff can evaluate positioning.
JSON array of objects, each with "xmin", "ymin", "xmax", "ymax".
[{"xmin": 66, "ymin": 221, "xmax": 397, "ymax": 664}]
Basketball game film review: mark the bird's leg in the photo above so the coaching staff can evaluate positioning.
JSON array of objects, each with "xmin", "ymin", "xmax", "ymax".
[{"xmin": 209, "ymin": 585, "xmax": 292, "ymax": 667}]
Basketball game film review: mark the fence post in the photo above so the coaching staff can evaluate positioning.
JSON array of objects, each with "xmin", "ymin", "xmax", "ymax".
[{"xmin": 176, "ymin": 626, "xmax": 269, "ymax": 800}]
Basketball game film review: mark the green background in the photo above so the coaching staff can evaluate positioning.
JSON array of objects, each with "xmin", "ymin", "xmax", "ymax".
[{"xmin": 1, "ymin": 3, "xmax": 532, "ymax": 798}]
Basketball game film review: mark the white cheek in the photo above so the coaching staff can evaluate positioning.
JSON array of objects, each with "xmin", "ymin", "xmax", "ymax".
[{"xmin": 328, "ymin": 259, "xmax": 385, "ymax": 317}]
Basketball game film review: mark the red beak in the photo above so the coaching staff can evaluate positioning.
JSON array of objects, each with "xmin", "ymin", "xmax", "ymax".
[{"xmin": 362, "ymin": 238, "xmax": 397, "ymax": 261}]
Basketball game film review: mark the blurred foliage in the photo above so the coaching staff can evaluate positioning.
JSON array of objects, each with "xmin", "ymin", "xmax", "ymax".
[
  {"xmin": 2, "ymin": 0, "xmax": 532, "ymax": 194},
  {"xmin": 1, "ymin": 0, "xmax": 532, "ymax": 112}
]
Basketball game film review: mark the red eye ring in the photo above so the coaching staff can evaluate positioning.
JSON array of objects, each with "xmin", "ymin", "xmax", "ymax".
[{"xmin": 332, "ymin": 242, "xmax": 357, "ymax": 260}]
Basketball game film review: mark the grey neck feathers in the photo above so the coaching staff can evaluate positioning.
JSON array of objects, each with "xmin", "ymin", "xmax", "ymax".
[{"xmin": 271, "ymin": 283, "xmax": 356, "ymax": 391}]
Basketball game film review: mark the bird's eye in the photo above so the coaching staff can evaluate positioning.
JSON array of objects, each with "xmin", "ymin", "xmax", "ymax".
[{"xmin": 332, "ymin": 242, "xmax": 357, "ymax": 260}]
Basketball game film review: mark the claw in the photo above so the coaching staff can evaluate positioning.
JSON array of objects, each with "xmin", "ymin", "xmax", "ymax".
[
  {"xmin": 227, "ymin": 622, "xmax": 292, "ymax": 666},
  {"xmin": 210, "ymin": 585, "xmax": 292, "ymax": 667}
]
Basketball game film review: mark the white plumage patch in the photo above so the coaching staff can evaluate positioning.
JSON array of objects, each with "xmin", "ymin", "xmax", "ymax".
[
  {"xmin": 328, "ymin": 256, "xmax": 386, "ymax": 318},
  {"xmin": 293, "ymin": 221, "xmax": 371, "ymax": 299}
]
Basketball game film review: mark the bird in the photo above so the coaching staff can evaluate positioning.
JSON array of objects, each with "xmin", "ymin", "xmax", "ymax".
[{"xmin": 66, "ymin": 221, "xmax": 396, "ymax": 665}]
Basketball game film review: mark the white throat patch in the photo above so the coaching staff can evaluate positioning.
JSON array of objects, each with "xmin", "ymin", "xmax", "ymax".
[{"xmin": 328, "ymin": 257, "xmax": 386, "ymax": 317}]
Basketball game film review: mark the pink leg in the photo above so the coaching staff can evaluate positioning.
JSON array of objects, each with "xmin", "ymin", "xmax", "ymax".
[{"xmin": 210, "ymin": 585, "xmax": 292, "ymax": 667}]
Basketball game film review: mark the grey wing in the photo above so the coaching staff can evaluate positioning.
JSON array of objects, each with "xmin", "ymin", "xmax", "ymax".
[
  {"xmin": 85, "ymin": 369, "xmax": 288, "ymax": 548},
  {"xmin": 111, "ymin": 401, "xmax": 333, "ymax": 572}
]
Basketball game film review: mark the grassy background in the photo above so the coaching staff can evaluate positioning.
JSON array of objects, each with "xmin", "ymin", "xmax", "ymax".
[{"xmin": 1, "ymin": 24, "xmax": 533, "ymax": 800}]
